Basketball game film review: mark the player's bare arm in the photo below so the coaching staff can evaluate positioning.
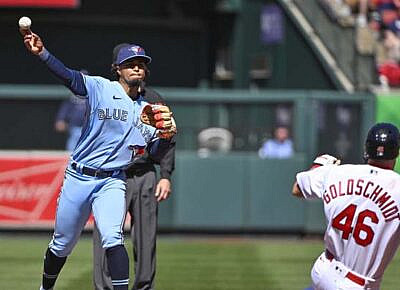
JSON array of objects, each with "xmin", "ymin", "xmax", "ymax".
[{"xmin": 292, "ymin": 181, "xmax": 304, "ymax": 198}]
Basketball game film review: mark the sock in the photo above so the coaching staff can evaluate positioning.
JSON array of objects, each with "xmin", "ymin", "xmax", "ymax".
[
  {"xmin": 106, "ymin": 245, "xmax": 129, "ymax": 290},
  {"xmin": 42, "ymin": 248, "xmax": 67, "ymax": 289}
]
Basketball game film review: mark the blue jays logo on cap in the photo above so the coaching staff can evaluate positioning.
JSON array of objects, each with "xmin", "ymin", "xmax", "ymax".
[
  {"xmin": 115, "ymin": 44, "xmax": 152, "ymax": 65},
  {"xmin": 129, "ymin": 46, "xmax": 143, "ymax": 54}
]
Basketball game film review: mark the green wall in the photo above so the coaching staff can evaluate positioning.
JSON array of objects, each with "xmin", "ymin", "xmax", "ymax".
[
  {"xmin": 376, "ymin": 94, "xmax": 400, "ymax": 172},
  {"xmin": 159, "ymin": 152, "xmax": 307, "ymax": 232}
]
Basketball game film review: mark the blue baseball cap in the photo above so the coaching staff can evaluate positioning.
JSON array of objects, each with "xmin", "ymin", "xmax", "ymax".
[{"xmin": 114, "ymin": 44, "xmax": 152, "ymax": 65}]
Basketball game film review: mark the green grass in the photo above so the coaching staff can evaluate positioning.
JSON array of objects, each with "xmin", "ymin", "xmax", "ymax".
[{"xmin": 0, "ymin": 234, "xmax": 399, "ymax": 289}]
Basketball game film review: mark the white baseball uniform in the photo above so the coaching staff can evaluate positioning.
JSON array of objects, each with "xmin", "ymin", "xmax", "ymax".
[{"xmin": 296, "ymin": 164, "xmax": 400, "ymax": 289}]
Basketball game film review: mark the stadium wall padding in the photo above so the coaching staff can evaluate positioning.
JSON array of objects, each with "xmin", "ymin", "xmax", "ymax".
[{"xmin": 159, "ymin": 152, "xmax": 308, "ymax": 231}]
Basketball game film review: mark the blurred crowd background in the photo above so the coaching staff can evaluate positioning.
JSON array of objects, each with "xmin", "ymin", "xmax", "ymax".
[{"xmin": 320, "ymin": 0, "xmax": 400, "ymax": 88}]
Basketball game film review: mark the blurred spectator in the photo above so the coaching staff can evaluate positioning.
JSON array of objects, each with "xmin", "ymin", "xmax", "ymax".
[
  {"xmin": 321, "ymin": 0, "xmax": 400, "ymax": 31},
  {"xmin": 54, "ymin": 69, "xmax": 88, "ymax": 151},
  {"xmin": 364, "ymin": 1, "xmax": 400, "ymax": 87},
  {"xmin": 54, "ymin": 93, "xmax": 87, "ymax": 151},
  {"xmin": 376, "ymin": 29, "xmax": 400, "ymax": 86},
  {"xmin": 331, "ymin": 0, "xmax": 400, "ymax": 88},
  {"xmin": 258, "ymin": 125, "xmax": 294, "ymax": 159},
  {"xmin": 319, "ymin": 0, "xmax": 355, "ymax": 26},
  {"xmin": 317, "ymin": 0, "xmax": 400, "ymax": 88},
  {"xmin": 370, "ymin": 0, "xmax": 400, "ymax": 30}
]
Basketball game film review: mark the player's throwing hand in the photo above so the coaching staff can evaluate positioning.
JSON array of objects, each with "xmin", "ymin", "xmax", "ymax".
[{"xmin": 23, "ymin": 32, "xmax": 44, "ymax": 55}]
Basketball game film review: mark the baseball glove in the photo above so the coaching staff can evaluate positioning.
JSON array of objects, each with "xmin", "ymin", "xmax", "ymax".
[{"xmin": 140, "ymin": 104, "xmax": 177, "ymax": 139}]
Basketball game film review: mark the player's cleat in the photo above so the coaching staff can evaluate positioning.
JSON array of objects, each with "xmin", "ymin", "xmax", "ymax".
[{"xmin": 39, "ymin": 286, "xmax": 53, "ymax": 290}]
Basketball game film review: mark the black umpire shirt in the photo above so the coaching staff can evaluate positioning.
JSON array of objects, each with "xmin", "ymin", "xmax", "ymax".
[{"xmin": 126, "ymin": 87, "xmax": 176, "ymax": 180}]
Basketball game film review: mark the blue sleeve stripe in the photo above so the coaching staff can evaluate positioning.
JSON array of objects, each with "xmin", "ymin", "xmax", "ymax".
[{"xmin": 39, "ymin": 48, "xmax": 87, "ymax": 96}]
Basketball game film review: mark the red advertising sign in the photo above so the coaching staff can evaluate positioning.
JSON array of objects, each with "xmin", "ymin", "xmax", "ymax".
[
  {"xmin": 0, "ymin": 151, "xmax": 69, "ymax": 228},
  {"xmin": 0, "ymin": 151, "xmax": 131, "ymax": 230},
  {"xmin": 0, "ymin": 0, "xmax": 79, "ymax": 8}
]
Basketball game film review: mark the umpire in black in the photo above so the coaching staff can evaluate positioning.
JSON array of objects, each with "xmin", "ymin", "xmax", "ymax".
[{"xmin": 93, "ymin": 43, "xmax": 176, "ymax": 290}]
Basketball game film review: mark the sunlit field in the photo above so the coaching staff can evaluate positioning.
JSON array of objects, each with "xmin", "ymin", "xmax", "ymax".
[{"xmin": 0, "ymin": 234, "xmax": 399, "ymax": 289}]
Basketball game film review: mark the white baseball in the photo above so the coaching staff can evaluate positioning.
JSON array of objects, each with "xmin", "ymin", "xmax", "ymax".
[{"xmin": 18, "ymin": 16, "xmax": 32, "ymax": 29}]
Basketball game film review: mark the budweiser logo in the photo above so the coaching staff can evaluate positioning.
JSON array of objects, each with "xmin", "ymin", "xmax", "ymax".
[
  {"xmin": 0, "ymin": 182, "xmax": 49, "ymax": 201},
  {"xmin": 0, "ymin": 154, "xmax": 68, "ymax": 222}
]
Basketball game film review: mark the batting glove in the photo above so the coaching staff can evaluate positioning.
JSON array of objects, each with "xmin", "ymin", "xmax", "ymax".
[{"xmin": 311, "ymin": 154, "xmax": 341, "ymax": 169}]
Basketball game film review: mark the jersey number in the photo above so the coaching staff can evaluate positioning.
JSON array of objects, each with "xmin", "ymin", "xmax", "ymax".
[{"xmin": 332, "ymin": 204, "xmax": 379, "ymax": 247}]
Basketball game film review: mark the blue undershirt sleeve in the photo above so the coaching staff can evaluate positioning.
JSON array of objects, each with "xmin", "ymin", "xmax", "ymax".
[
  {"xmin": 147, "ymin": 138, "xmax": 172, "ymax": 163},
  {"xmin": 39, "ymin": 48, "xmax": 87, "ymax": 96}
]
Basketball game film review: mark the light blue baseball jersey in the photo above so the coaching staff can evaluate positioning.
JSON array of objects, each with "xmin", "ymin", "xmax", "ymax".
[
  {"xmin": 37, "ymin": 49, "xmax": 161, "ymax": 284},
  {"xmin": 72, "ymin": 75, "xmax": 156, "ymax": 170}
]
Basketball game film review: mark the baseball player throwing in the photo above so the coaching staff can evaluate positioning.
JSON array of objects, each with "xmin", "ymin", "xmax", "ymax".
[
  {"xmin": 293, "ymin": 123, "xmax": 400, "ymax": 289},
  {"xmin": 20, "ymin": 25, "xmax": 175, "ymax": 290}
]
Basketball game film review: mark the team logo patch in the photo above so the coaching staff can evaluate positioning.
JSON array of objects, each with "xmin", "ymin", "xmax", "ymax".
[
  {"xmin": 129, "ymin": 145, "xmax": 146, "ymax": 157},
  {"xmin": 129, "ymin": 46, "xmax": 143, "ymax": 55},
  {"xmin": 377, "ymin": 146, "xmax": 385, "ymax": 156}
]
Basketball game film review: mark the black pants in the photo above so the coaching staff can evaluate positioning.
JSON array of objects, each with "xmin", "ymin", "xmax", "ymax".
[{"xmin": 93, "ymin": 169, "xmax": 158, "ymax": 290}]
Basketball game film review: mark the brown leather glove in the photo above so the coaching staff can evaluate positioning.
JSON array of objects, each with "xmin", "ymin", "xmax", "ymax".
[{"xmin": 140, "ymin": 104, "xmax": 177, "ymax": 139}]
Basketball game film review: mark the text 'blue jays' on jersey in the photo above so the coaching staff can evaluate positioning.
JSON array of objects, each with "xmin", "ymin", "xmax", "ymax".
[{"xmin": 72, "ymin": 75, "xmax": 157, "ymax": 170}]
